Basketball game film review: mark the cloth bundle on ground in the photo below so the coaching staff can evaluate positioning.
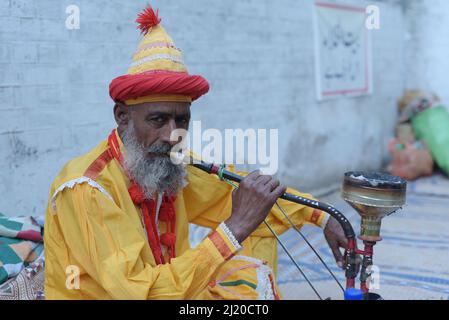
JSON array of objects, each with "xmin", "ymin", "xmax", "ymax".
[
  {"xmin": 0, "ymin": 213, "xmax": 44, "ymax": 300},
  {"xmin": 391, "ymin": 90, "xmax": 449, "ymax": 178},
  {"xmin": 412, "ymin": 106, "xmax": 449, "ymax": 176},
  {"xmin": 387, "ymin": 139, "xmax": 434, "ymax": 181},
  {"xmin": 397, "ymin": 90, "xmax": 440, "ymax": 123}
]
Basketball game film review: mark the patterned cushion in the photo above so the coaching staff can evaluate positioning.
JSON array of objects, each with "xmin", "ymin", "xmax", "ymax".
[{"xmin": 0, "ymin": 257, "xmax": 44, "ymax": 300}]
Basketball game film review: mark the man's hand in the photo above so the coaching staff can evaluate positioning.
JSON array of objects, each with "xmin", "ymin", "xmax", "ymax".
[
  {"xmin": 225, "ymin": 170, "xmax": 286, "ymax": 243},
  {"xmin": 324, "ymin": 217, "xmax": 348, "ymax": 269}
]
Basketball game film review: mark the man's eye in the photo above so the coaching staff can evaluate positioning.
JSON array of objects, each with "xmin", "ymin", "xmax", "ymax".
[
  {"xmin": 176, "ymin": 118, "xmax": 189, "ymax": 124},
  {"xmin": 151, "ymin": 116, "xmax": 166, "ymax": 123}
]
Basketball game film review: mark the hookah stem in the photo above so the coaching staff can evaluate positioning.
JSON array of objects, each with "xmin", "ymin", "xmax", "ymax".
[
  {"xmin": 360, "ymin": 241, "xmax": 375, "ymax": 294},
  {"xmin": 263, "ymin": 220, "xmax": 323, "ymax": 300},
  {"xmin": 275, "ymin": 201, "xmax": 345, "ymax": 293},
  {"xmin": 345, "ymin": 235, "xmax": 359, "ymax": 289}
]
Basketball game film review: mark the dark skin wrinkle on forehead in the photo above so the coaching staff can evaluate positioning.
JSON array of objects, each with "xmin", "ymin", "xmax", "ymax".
[{"xmin": 114, "ymin": 101, "xmax": 191, "ymax": 150}]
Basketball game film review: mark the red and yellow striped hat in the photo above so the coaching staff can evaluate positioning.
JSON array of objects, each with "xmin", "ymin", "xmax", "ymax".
[{"xmin": 109, "ymin": 6, "xmax": 209, "ymax": 105}]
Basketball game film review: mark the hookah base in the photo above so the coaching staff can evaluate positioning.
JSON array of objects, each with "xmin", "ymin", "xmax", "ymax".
[{"xmin": 364, "ymin": 292, "xmax": 383, "ymax": 300}]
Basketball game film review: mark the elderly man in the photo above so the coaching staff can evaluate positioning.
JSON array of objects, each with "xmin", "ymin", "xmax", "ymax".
[{"xmin": 44, "ymin": 6, "xmax": 347, "ymax": 300}]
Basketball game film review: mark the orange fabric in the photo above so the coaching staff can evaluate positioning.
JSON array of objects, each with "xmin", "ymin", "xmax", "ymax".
[
  {"xmin": 310, "ymin": 209, "xmax": 322, "ymax": 225},
  {"xmin": 208, "ymin": 231, "xmax": 234, "ymax": 261},
  {"xmin": 125, "ymin": 94, "xmax": 192, "ymax": 105}
]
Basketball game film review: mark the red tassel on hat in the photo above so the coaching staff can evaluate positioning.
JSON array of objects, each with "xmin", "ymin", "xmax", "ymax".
[{"xmin": 136, "ymin": 6, "xmax": 161, "ymax": 35}]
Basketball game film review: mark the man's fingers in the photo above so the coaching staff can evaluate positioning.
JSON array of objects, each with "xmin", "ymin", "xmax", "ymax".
[
  {"xmin": 267, "ymin": 178, "xmax": 280, "ymax": 191},
  {"xmin": 338, "ymin": 237, "xmax": 348, "ymax": 250},
  {"xmin": 271, "ymin": 184, "xmax": 286, "ymax": 199},
  {"xmin": 329, "ymin": 240, "xmax": 344, "ymax": 268},
  {"xmin": 245, "ymin": 170, "xmax": 262, "ymax": 182},
  {"xmin": 255, "ymin": 174, "xmax": 272, "ymax": 185},
  {"xmin": 256, "ymin": 175, "xmax": 280, "ymax": 192},
  {"xmin": 337, "ymin": 239, "xmax": 348, "ymax": 269}
]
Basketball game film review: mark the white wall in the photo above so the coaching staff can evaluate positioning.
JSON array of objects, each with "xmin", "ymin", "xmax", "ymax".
[
  {"xmin": 0, "ymin": 0, "xmax": 406, "ymax": 216},
  {"xmin": 404, "ymin": 0, "xmax": 449, "ymax": 105},
  {"xmin": 0, "ymin": 0, "xmax": 141, "ymax": 216}
]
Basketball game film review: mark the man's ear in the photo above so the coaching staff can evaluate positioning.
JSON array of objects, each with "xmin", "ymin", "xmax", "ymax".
[{"xmin": 114, "ymin": 102, "xmax": 130, "ymax": 127}]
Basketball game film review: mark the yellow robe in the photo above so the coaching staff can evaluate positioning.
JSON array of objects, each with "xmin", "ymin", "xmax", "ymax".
[{"xmin": 44, "ymin": 130, "xmax": 328, "ymax": 300}]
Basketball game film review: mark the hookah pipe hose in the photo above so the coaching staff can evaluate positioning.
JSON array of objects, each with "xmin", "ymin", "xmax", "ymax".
[{"xmin": 188, "ymin": 160, "xmax": 360, "ymax": 292}]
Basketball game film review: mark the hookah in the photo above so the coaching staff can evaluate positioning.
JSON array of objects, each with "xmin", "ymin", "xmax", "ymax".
[
  {"xmin": 341, "ymin": 171, "xmax": 406, "ymax": 300},
  {"xmin": 171, "ymin": 153, "xmax": 407, "ymax": 300}
]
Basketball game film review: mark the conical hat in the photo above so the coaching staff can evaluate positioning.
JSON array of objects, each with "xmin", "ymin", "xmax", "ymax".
[{"xmin": 109, "ymin": 6, "xmax": 209, "ymax": 105}]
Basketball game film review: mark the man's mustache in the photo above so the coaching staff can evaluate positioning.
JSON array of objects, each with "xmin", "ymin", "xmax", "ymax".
[{"xmin": 144, "ymin": 143, "xmax": 172, "ymax": 155}]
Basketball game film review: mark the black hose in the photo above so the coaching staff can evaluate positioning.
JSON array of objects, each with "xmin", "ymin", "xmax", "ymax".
[{"xmin": 192, "ymin": 163, "xmax": 356, "ymax": 239}]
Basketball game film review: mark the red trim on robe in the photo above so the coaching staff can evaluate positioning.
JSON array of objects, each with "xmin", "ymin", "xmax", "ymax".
[{"xmin": 84, "ymin": 149, "xmax": 114, "ymax": 180}]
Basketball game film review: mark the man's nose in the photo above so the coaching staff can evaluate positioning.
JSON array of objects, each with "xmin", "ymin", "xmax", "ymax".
[{"xmin": 160, "ymin": 119, "xmax": 179, "ymax": 147}]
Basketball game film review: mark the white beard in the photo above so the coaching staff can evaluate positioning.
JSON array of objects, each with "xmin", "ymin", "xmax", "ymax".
[{"xmin": 121, "ymin": 121, "xmax": 187, "ymax": 199}]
